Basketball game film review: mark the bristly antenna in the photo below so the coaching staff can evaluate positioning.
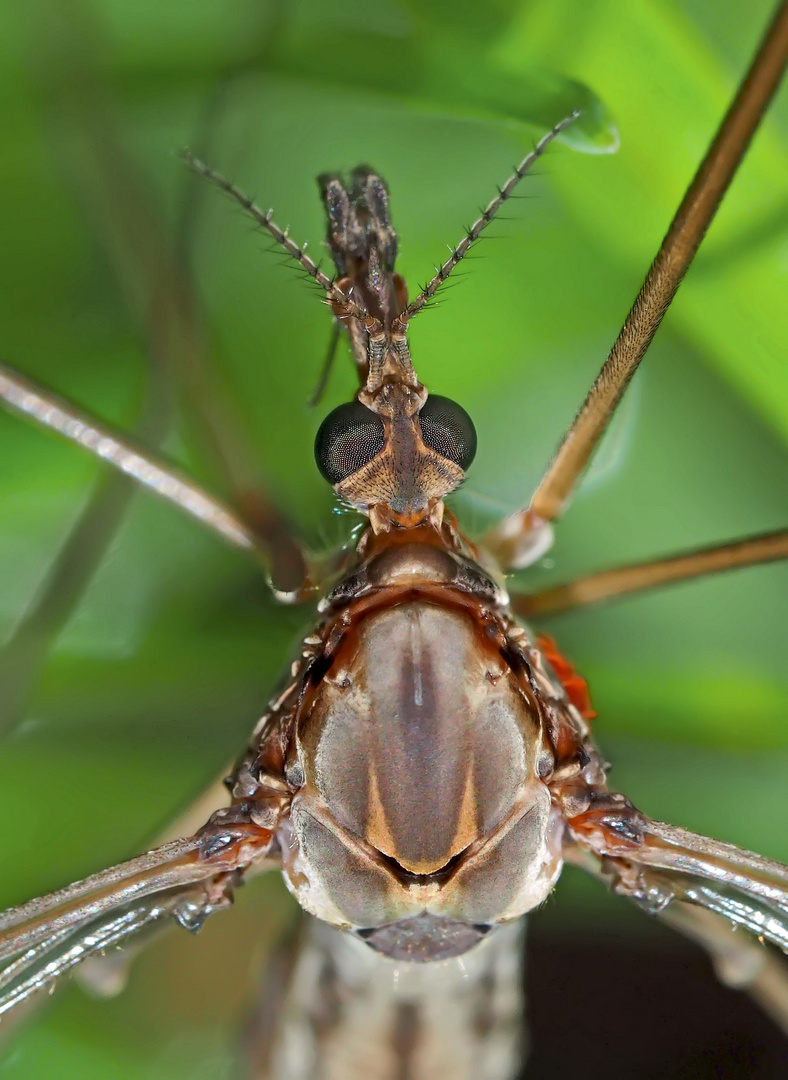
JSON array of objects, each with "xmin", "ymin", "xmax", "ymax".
[
  {"xmin": 399, "ymin": 110, "xmax": 581, "ymax": 323},
  {"xmin": 180, "ymin": 150, "xmax": 372, "ymax": 325}
]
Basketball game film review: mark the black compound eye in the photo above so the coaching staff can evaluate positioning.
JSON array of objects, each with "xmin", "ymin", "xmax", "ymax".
[
  {"xmin": 418, "ymin": 395, "xmax": 477, "ymax": 471},
  {"xmin": 315, "ymin": 400, "xmax": 385, "ymax": 485}
]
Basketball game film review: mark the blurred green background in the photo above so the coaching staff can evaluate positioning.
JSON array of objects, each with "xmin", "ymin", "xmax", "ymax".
[{"xmin": 0, "ymin": 0, "xmax": 786, "ymax": 1077}]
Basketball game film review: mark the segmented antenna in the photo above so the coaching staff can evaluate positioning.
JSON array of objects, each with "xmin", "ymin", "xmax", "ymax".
[
  {"xmin": 400, "ymin": 110, "xmax": 581, "ymax": 322},
  {"xmin": 180, "ymin": 151, "xmax": 372, "ymax": 324}
]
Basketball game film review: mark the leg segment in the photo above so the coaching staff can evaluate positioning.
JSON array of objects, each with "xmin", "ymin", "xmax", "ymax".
[
  {"xmin": 0, "ymin": 361, "xmax": 258, "ymax": 556},
  {"xmin": 514, "ymin": 528, "xmax": 788, "ymax": 617},
  {"xmin": 0, "ymin": 816, "xmax": 277, "ymax": 1018}
]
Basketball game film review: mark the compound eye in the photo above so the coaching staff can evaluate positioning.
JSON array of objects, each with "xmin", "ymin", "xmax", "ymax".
[
  {"xmin": 418, "ymin": 395, "xmax": 477, "ymax": 471},
  {"xmin": 315, "ymin": 400, "xmax": 386, "ymax": 485}
]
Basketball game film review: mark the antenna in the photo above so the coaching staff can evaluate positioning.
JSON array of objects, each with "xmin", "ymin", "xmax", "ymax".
[
  {"xmin": 399, "ymin": 110, "xmax": 580, "ymax": 322},
  {"xmin": 180, "ymin": 151, "xmax": 373, "ymax": 325}
]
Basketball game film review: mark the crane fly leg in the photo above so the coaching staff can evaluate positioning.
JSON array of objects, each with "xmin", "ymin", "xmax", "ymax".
[
  {"xmin": 566, "ymin": 803, "xmax": 788, "ymax": 952},
  {"xmin": 0, "ymin": 360, "xmax": 317, "ymax": 599},
  {"xmin": 483, "ymin": 1, "xmax": 788, "ymax": 569},
  {"xmin": 513, "ymin": 528, "xmax": 788, "ymax": 617},
  {"xmin": 0, "ymin": 360, "xmax": 254, "ymax": 554},
  {"xmin": 0, "ymin": 818, "xmax": 277, "ymax": 1018},
  {"xmin": 565, "ymin": 841, "xmax": 788, "ymax": 1036}
]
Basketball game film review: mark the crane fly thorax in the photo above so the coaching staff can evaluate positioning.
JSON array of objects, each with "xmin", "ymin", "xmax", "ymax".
[{"xmin": 274, "ymin": 540, "xmax": 564, "ymax": 960}]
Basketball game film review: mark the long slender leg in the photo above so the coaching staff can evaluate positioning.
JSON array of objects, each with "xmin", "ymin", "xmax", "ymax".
[
  {"xmin": 484, "ymin": 0, "xmax": 788, "ymax": 570},
  {"xmin": 0, "ymin": 360, "xmax": 259, "ymax": 556},
  {"xmin": 513, "ymin": 529, "xmax": 788, "ymax": 618},
  {"xmin": 564, "ymin": 843, "xmax": 788, "ymax": 1036},
  {"xmin": 0, "ymin": 820, "xmax": 277, "ymax": 1017}
]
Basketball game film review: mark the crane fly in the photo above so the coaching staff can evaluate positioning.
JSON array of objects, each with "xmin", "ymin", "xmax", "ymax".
[{"xmin": 1, "ymin": 3, "xmax": 788, "ymax": 1078}]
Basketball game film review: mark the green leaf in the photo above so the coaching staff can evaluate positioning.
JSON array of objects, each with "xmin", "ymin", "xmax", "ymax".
[{"xmin": 261, "ymin": 6, "xmax": 618, "ymax": 153}]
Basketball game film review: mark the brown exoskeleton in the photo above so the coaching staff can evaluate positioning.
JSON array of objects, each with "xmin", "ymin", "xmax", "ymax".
[{"xmin": 1, "ymin": 5, "xmax": 788, "ymax": 1078}]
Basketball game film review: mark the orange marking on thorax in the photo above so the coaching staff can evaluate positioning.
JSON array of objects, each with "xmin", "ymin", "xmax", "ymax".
[{"xmin": 535, "ymin": 634, "xmax": 597, "ymax": 721}]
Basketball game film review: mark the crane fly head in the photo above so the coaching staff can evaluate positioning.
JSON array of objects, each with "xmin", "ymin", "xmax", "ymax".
[{"xmin": 314, "ymin": 334, "xmax": 477, "ymax": 530}]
